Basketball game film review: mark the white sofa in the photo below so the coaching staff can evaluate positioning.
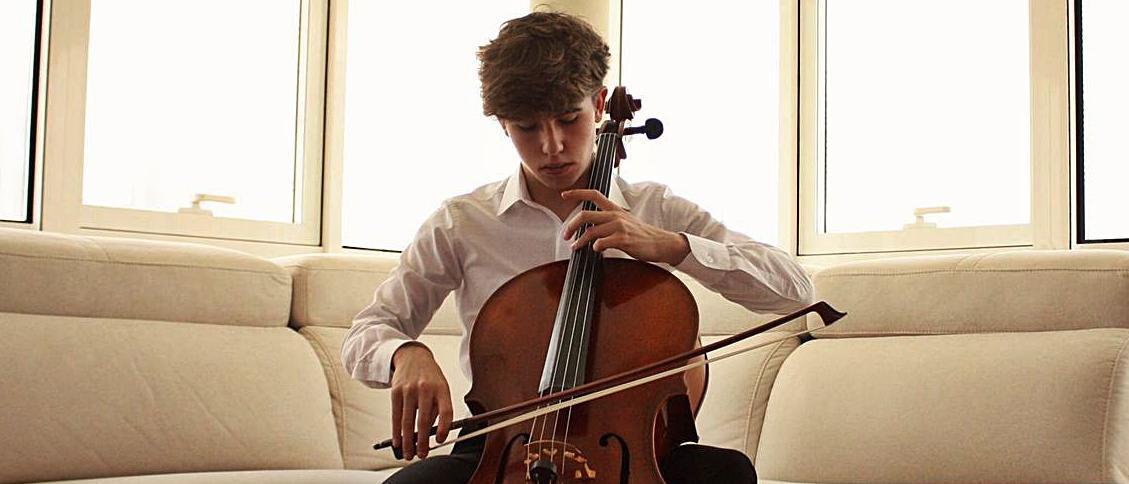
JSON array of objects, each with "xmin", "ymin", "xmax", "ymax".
[{"xmin": 1, "ymin": 227, "xmax": 1126, "ymax": 483}]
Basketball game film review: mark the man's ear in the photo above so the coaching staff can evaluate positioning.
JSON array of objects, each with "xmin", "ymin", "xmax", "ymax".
[
  {"xmin": 498, "ymin": 118, "xmax": 509, "ymax": 137},
  {"xmin": 593, "ymin": 86, "xmax": 608, "ymax": 121}
]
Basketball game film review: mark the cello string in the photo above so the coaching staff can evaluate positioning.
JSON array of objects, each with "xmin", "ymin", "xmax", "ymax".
[
  {"xmin": 559, "ymin": 131, "xmax": 616, "ymax": 475},
  {"xmin": 543, "ymin": 231, "xmax": 585, "ymax": 457},
  {"xmin": 548, "ymin": 133, "xmax": 608, "ymax": 467},
  {"xmin": 548, "ymin": 131, "xmax": 611, "ymax": 474},
  {"xmin": 553, "ymin": 161, "xmax": 598, "ymax": 476},
  {"xmin": 531, "ymin": 201, "xmax": 586, "ymax": 461},
  {"xmin": 535, "ymin": 134, "xmax": 611, "ymax": 465},
  {"xmin": 531, "ymin": 138, "xmax": 600, "ymax": 460},
  {"xmin": 554, "ymin": 160, "xmax": 597, "ymax": 475}
]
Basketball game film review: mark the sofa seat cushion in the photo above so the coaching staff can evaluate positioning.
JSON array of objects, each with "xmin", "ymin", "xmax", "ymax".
[
  {"xmin": 39, "ymin": 469, "xmax": 398, "ymax": 483},
  {"xmin": 757, "ymin": 328, "xmax": 1129, "ymax": 483},
  {"xmin": 0, "ymin": 313, "xmax": 343, "ymax": 484}
]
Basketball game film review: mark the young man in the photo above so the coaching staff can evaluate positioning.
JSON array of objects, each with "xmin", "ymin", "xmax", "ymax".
[{"xmin": 342, "ymin": 11, "xmax": 813, "ymax": 483}]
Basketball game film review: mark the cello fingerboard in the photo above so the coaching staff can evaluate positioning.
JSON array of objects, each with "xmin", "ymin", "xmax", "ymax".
[{"xmin": 537, "ymin": 131, "xmax": 620, "ymax": 394}]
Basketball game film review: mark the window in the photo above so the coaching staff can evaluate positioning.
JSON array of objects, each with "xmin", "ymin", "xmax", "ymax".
[
  {"xmin": 1076, "ymin": 0, "xmax": 1129, "ymax": 243},
  {"xmin": 0, "ymin": 0, "xmax": 39, "ymax": 223},
  {"xmin": 83, "ymin": 0, "xmax": 302, "ymax": 223},
  {"xmin": 800, "ymin": 0, "xmax": 1035, "ymax": 254},
  {"xmin": 619, "ymin": 0, "xmax": 781, "ymax": 246},
  {"xmin": 340, "ymin": 1, "xmax": 528, "ymax": 251},
  {"xmin": 820, "ymin": 0, "xmax": 1031, "ymax": 234},
  {"xmin": 43, "ymin": 0, "xmax": 326, "ymax": 244}
]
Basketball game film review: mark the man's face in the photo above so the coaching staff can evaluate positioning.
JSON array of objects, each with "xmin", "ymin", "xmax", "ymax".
[{"xmin": 500, "ymin": 89, "xmax": 606, "ymax": 196}]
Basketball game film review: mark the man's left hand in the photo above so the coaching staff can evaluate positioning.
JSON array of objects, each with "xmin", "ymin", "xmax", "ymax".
[{"xmin": 561, "ymin": 189, "xmax": 690, "ymax": 265}]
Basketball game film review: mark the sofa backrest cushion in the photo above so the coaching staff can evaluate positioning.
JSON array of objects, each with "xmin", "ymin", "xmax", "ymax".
[
  {"xmin": 0, "ymin": 312, "xmax": 343, "ymax": 484},
  {"xmin": 277, "ymin": 253, "xmax": 812, "ymax": 336},
  {"xmin": 277, "ymin": 253, "xmax": 461, "ymax": 332},
  {"xmin": 695, "ymin": 330, "xmax": 801, "ymax": 462},
  {"xmin": 280, "ymin": 253, "xmax": 812, "ymax": 467},
  {"xmin": 756, "ymin": 328, "xmax": 1129, "ymax": 483},
  {"xmin": 811, "ymin": 249, "xmax": 1129, "ymax": 337},
  {"xmin": 0, "ymin": 228, "xmax": 291, "ymax": 327}
]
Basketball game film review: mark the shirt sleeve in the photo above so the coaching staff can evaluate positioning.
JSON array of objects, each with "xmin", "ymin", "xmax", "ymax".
[
  {"xmin": 662, "ymin": 187, "xmax": 814, "ymax": 314},
  {"xmin": 341, "ymin": 204, "xmax": 463, "ymax": 389}
]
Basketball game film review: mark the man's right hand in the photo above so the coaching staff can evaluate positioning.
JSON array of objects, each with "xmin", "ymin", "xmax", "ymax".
[{"xmin": 389, "ymin": 343, "xmax": 453, "ymax": 461}]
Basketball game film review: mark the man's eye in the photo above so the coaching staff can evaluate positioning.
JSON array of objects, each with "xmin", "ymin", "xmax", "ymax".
[
  {"xmin": 516, "ymin": 124, "xmax": 536, "ymax": 131},
  {"xmin": 559, "ymin": 116, "xmax": 579, "ymax": 125}
]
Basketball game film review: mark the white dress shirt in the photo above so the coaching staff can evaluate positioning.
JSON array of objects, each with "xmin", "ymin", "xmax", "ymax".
[{"xmin": 342, "ymin": 168, "xmax": 814, "ymax": 389}]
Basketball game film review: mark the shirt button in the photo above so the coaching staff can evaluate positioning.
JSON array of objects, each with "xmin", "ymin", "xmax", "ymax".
[{"xmin": 704, "ymin": 255, "xmax": 714, "ymax": 264}]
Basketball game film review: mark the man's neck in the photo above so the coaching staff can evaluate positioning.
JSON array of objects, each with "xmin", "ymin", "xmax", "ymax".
[{"xmin": 524, "ymin": 170, "xmax": 588, "ymax": 222}]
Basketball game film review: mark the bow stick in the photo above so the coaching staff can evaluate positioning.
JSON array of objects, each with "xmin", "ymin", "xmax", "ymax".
[{"xmin": 374, "ymin": 300, "xmax": 846, "ymax": 456}]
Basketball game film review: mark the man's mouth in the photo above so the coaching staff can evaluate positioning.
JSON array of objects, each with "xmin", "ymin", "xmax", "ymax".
[{"xmin": 542, "ymin": 163, "xmax": 572, "ymax": 175}]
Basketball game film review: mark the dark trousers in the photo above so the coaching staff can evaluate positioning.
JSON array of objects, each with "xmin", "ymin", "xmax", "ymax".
[{"xmin": 386, "ymin": 425, "xmax": 757, "ymax": 484}]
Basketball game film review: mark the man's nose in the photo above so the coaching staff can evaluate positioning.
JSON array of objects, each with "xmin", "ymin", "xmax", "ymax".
[{"xmin": 540, "ymin": 123, "xmax": 564, "ymax": 155}]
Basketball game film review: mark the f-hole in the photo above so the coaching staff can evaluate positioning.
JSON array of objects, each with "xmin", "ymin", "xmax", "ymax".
[
  {"xmin": 495, "ymin": 432, "xmax": 530, "ymax": 484},
  {"xmin": 599, "ymin": 433, "xmax": 630, "ymax": 484}
]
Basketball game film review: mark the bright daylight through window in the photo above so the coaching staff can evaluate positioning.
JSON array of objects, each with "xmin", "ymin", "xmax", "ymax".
[
  {"xmin": 0, "ymin": 0, "xmax": 37, "ymax": 222},
  {"xmin": 620, "ymin": 0, "xmax": 781, "ymax": 246},
  {"xmin": 1078, "ymin": 0, "xmax": 1129, "ymax": 242},
  {"xmin": 81, "ymin": 0, "xmax": 303, "ymax": 223},
  {"xmin": 341, "ymin": 1, "xmax": 528, "ymax": 251},
  {"xmin": 820, "ymin": 0, "xmax": 1030, "ymax": 234}
]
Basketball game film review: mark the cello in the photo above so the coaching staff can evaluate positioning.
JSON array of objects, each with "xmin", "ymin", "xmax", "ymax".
[
  {"xmin": 375, "ymin": 87, "xmax": 846, "ymax": 483},
  {"xmin": 466, "ymin": 87, "xmax": 699, "ymax": 483}
]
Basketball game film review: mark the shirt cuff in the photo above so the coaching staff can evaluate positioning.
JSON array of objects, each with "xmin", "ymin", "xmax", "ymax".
[
  {"xmin": 367, "ymin": 337, "xmax": 420, "ymax": 388},
  {"xmin": 673, "ymin": 233, "xmax": 733, "ymax": 284}
]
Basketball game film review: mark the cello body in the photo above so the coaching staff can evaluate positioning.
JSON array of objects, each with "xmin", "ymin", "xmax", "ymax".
[
  {"xmin": 459, "ymin": 86, "xmax": 703, "ymax": 483},
  {"xmin": 465, "ymin": 258, "xmax": 701, "ymax": 483}
]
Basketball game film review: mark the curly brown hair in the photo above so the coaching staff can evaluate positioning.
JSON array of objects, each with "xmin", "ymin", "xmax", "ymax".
[{"xmin": 478, "ymin": 12, "xmax": 610, "ymax": 120}]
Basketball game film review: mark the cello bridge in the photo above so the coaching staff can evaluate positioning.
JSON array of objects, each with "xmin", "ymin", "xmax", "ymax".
[{"xmin": 523, "ymin": 440, "xmax": 597, "ymax": 481}]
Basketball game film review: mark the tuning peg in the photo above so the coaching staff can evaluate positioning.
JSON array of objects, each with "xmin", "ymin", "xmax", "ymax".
[{"xmin": 623, "ymin": 118, "xmax": 663, "ymax": 140}]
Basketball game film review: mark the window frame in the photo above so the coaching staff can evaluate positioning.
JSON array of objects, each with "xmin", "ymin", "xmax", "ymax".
[
  {"xmin": 40, "ymin": 0, "xmax": 327, "ymax": 245},
  {"xmin": 14, "ymin": 0, "xmax": 1111, "ymax": 260},
  {"xmin": 796, "ymin": 0, "xmax": 1071, "ymax": 257}
]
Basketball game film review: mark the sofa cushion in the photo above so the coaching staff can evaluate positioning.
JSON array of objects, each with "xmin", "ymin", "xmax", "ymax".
[
  {"xmin": 756, "ymin": 328, "xmax": 1129, "ymax": 483},
  {"xmin": 0, "ymin": 313, "xmax": 343, "ymax": 484},
  {"xmin": 0, "ymin": 228, "xmax": 290, "ymax": 327},
  {"xmin": 681, "ymin": 272, "xmax": 812, "ymax": 336},
  {"xmin": 812, "ymin": 249, "xmax": 1129, "ymax": 337},
  {"xmin": 277, "ymin": 253, "xmax": 813, "ymax": 335},
  {"xmin": 277, "ymin": 253, "xmax": 460, "ymax": 332},
  {"xmin": 300, "ymin": 327, "xmax": 473, "ymax": 471},
  {"xmin": 38, "ymin": 469, "xmax": 397, "ymax": 483},
  {"xmin": 695, "ymin": 330, "xmax": 801, "ymax": 463}
]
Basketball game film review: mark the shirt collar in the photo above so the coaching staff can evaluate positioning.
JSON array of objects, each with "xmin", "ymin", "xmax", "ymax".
[{"xmin": 496, "ymin": 165, "xmax": 631, "ymax": 216}]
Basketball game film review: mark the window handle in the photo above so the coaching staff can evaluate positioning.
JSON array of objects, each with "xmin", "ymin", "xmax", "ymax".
[
  {"xmin": 178, "ymin": 193, "xmax": 236, "ymax": 216},
  {"xmin": 903, "ymin": 206, "xmax": 950, "ymax": 230}
]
